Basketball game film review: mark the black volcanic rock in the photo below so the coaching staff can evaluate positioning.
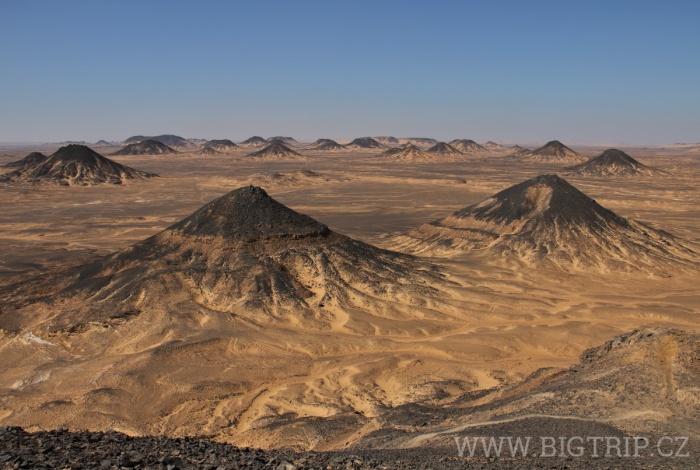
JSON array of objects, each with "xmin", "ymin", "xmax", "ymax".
[
  {"xmin": 400, "ymin": 137, "xmax": 439, "ymax": 148},
  {"xmin": 169, "ymin": 186, "xmax": 329, "ymax": 241},
  {"xmin": 246, "ymin": 142, "xmax": 302, "ymax": 158},
  {"xmin": 378, "ymin": 143, "xmax": 434, "ymax": 160},
  {"xmin": 0, "ymin": 186, "xmax": 447, "ymax": 332},
  {"xmin": 483, "ymin": 141, "xmax": 506, "ymax": 150},
  {"xmin": 563, "ymin": 148, "xmax": 660, "ymax": 176},
  {"xmin": 448, "ymin": 139, "xmax": 486, "ymax": 153},
  {"xmin": 2, "ymin": 152, "xmax": 47, "ymax": 169},
  {"xmin": 396, "ymin": 174, "xmax": 697, "ymax": 272},
  {"xmin": 239, "ymin": 136, "xmax": 268, "ymax": 147},
  {"xmin": 267, "ymin": 136, "xmax": 297, "ymax": 145},
  {"xmin": 94, "ymin": 140, "xmax": 111, "ymax": 146},
  {"xmin": 306, "ymin": 138, "xmax": 343, "ymax": 151},
  {"xmin": 509, "ymin": 144, "xmax": 530, "ymax": 156},
  {"xmin": 519, "ymin": 140, "xmax": 587, "ymax": 163},
  {"xmin": 123, "ymin": 134, "xmax": 188, "ymax": 147},
  {"xmin": 344, "ymin": 137, "xmax": 383, "ymax": 149},
  {"xmin": 1, "ymin": 145, "xmax": 158, "ymax": 186},
  {"xmin": 374, "ymin": 136, "xmax": 399, "ymax": 145},
  {"xmin": 112, "ymin": 139, "xmax": 178, "ymax": 156},
  {"xmin": 427, "ymin": 142, "xmax": 462, "ymax": 156},
  {"xmin": 201, "ymin": 139, "xmax": 238, "ymax": 153}
]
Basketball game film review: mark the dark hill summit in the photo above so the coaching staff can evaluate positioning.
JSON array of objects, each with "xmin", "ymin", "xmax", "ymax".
[
  {"xmin": 509, "ymin": 144, "xmax": 530, "ymax": 156},
  {"xmin": 306, "ymin": 139, "xmax": 343, "ymax": 151},
  {"xmin": 111, "ymin": 139, "xmax": 178, "ymax": 156},
  {"xmin": 484, "ymin": 141, "xmax": 506, "ymax": 150},
  {"xmin": 395, "ymin": 174, "xmax": 696, "ymax": 273},
  {"xmin": 0, "ymin": 186, "xmax": 448, "ymax": 332},
  {"xmin": 239, "ymin": 136, "xmax": 268, "ymax": 147},
  {"xmin": 427, "ymin": 142, "xmax": 462, "ymax": 156},
  {"xmin": 246, "ymin": 142, "xmax": 302, "ymax": 159},
  {"xmin": 169, "ymin": 186, "xmax": 329, "ymax": 241},
  {"xmin": 202, "ymin": 139, "xmax": 239, "ymax": 153},
  {"xmin": 374, "ymin": 136, "xmax": 399, "ymax": 145},
  {"xmin": 563, "ymin": 148, "xmax": 661, "ymax": 176},
  {"xmin": 378, "ymin": 143, "xmax": 434, "ymax": 161},
  {"xmin": 448, "ymin": 139, "xmax": 486, "ymax": 153},
  {"xmin": 1, "ymin": 145, "xmax": 158, "ymax": 186},
  {"xmin": 3, "ymin": 152, "xmax": 47, "ymax": 169},
  {"xmin": 399, "ymin": 138, "xmax": 438, "ymax": 148},
  {"xmin": 267, "ymin": 136, "xmax": 297, "ymax": 145},
  {"xmin": 344, "ymin": 137, "xmax": 383, "ymax": 149},
  {"xmin": 519, "ymin": 140, "xmax": 587, "ymax": 163},
  {"xmin": 123, "ymin": 134, "xmax": 188, "ymax": 147}
]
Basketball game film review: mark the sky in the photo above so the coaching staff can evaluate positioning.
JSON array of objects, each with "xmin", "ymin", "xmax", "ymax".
[{"xmin": 0, "ymin": 0, "xmax": 698, "ymax": 144}]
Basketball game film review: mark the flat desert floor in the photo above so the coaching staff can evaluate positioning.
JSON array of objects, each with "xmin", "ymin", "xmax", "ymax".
[{"xmin": 0, "ymin": 143, "xmax": 698, "ymax": 451}]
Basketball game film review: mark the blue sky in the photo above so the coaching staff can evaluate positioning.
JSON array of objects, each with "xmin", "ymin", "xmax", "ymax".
[{"xmin": 1, "ymin": 0, "xmax": 698, "ymax": 144}]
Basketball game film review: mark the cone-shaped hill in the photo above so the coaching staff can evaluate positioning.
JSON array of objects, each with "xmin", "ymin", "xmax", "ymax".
[
  {"xmin": 378, "ymin": 143, "xmax": 434, "ymax": 161},
  {"xmin": 509, "ymin": 145, "xmax": 530, "ymax": 156},
  {"xmin": 202, "ymin": 139, "xmax": 239, "ymax": 153},
  {"xmin": 518, "ymin": 140, "xmax": 587, "ymax": 164},
  {"xmin": 246, "ymin": 142, "xmax": 302, "ymax": 159},
  {"xmin": 563, "ymin": 148, "xmax": 662, "ymax": 176},
  {"xmin": 427, "ymin": 142, "xmax": 463, "ymax": 156},
  {"xmin": 0, "ymin": 186, "xmax": 449, "ymax": 332},
  {"xmin": 343, "ymin": 137, "xmax": 383, "ymax": 149},
  {"xmin": 112, "ymin": 139, "xmax": 178, "ymax": 156},
  {"xmin": 394, "ymin": 174, "xmax": 696, "ymax": 273},
  {"xmin": 3, "ymin": 152, "xmax": 48, "ymax": 169},
  {"xmin": 239, "ymin": 136, "xmax": 268, "ymax": 147},
  {"xmin": 449, "ymin": 139, "xmax": 486, "ymax": 153},
  {"xmin": 399, "ymin": 137, "xmax": 439, "ymax": 148},
  {"xmin": 267, "ymin": 136, "xmax": 297, "ymax": 145},
  {"xmin": 123, "ymin": 134, "xmax": 188, "ymax": 148},
  {"xmin": 484, "ymin": 141, "xmax": 507, "ymax": 151},
  {"xmin": 1, "ymin": 145, "xmax": 158, "ymax": 186},
  {"xmin": 306, "ymin": 139, "xmax": 343, "ymax": 151},
  {"xmin": 374, "ymin": 136, "xmax": 399, "ymax": 145}
]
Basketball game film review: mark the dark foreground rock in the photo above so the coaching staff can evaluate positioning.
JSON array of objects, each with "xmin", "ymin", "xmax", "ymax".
[{"xmin": 0, "ymin": 426, "xmax": 695, "ymax": 469}]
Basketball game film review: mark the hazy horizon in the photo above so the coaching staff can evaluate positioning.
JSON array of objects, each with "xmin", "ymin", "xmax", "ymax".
[{"xmin": 1, "ymin": 1, "xmax": 698, "ymax": 144}]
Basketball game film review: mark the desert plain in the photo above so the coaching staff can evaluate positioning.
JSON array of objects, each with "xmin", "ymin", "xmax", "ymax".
[{"xmin": 0, "ymin": 139, "xmax": 699, "ymax": 462}]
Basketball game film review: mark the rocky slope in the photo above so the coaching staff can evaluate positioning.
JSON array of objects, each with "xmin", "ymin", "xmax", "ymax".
[
  {"xmin": 1, "ymin": 145, "xmax": 158, "ymax": 186},
  {"xmin": 395, "ymin": 174, "xmax": 697, "ymax": 273}
]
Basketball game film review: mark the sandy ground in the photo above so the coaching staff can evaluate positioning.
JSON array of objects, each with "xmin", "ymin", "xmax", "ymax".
[{"xmin": 0, "ymin": 143, "xmax": 698, "ymax": 450}]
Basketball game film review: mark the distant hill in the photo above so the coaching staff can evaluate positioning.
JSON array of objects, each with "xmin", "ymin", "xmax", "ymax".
[
  {"xmin": 563, "ymin": 148, "xmax": 663, "ymax": 176},
  {"xmin": 373, "ymin": 136, "xmax": 399, "ymax": 146},
  {"xmin": 517, "ymin": 140, "xmax": 587, "ymax": 164},
  {"xmin": 394, "ymin": 174, "xmax": 697, "ymax": 273},
  {"xmin": 1, "ymin": 144, "xmax": 158, "ymax": 186},
  {"xmin": 343, "ymin": 137, "xmax": 383, "ymax": 150},
  {"xmin": 201, "ymin": 139, "xmax": 239, "ymax": 153},
  {"xmin": 246, "ymin": 142, "xmax": 303, "ymax": 159},
  {"xmin": 449, "ymin": 139, "xmax": 486, "ymax": 153},
  {"xmin": 239, "ymin": 136, "xmax": 268, "ymax": 147},
  {"xmin": 306, "ymin": 139, "xmax": 343, "ymax": 151},
  {"xmin": 427, "ymin": 142, "xmax": 462, "ymax": 156},
  {"xmin": 2, "ymin": 152, "xmax": 48, "ymax": 170},
  {"xmin": 111, "ymin": 139, "xmax": 178, "ymax": 156},
  {"xmin": 378, "ymin": 143, "xmax": 434, "ymax": 161},
  {"xmin": 267, "ymin": 136, "xmax": 298, "ymax": 145},
  {"xmin": 123, "ymin": 134, "xmax": 189, "ymax": 148},
  {"xmin": 484, "ymin": 141, "xmax": 507, "ymax": 150},
  {"xmin": 399, "ymin": 137, "xmax": 439, "ymax": 148}
]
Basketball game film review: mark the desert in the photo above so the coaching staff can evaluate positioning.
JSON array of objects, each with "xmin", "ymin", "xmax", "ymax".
[
  {"xmin": 1, "ymin": 2, "xmax": 698, "ymax": 468},
  {"xmin": 0, "ymin": 139, "xmax": 699, "ymax": 468}
]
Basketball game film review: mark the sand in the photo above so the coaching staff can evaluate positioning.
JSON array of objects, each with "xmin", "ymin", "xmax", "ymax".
[{"xmin": 0, "ymin": 143, "xmax": 698, "ymax": 450}]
